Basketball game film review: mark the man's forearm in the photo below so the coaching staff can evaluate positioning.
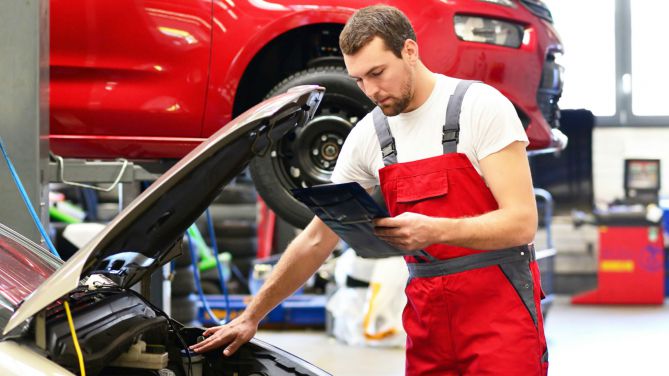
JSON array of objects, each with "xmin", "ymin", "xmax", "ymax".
[
  {"xmin": 432, "ymin": 206, "xmax": 537, "ymax": 250},
  {"xmin": 241, "ymin": 217, "xmax": 339, "ymax": 323}
]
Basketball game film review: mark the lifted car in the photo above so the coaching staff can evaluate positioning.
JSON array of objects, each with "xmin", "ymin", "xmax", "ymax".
[
  {"xmin": 50, "ymin": 0, "xmax": 563, "ymax": 227},
  {"xmin": 1, "ymin": 86, "xmax": 331, "ymax": 376}
]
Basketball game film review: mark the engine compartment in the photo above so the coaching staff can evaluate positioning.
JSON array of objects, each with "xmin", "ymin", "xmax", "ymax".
[{"xmin": 41, "ymin": 288, "xmax": 329, "ymax": 376}]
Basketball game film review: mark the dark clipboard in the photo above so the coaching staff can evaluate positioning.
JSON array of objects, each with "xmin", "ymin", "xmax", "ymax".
[{"xmin": 292, "ymin": 182, "xmax": 421, "ymax": 259}]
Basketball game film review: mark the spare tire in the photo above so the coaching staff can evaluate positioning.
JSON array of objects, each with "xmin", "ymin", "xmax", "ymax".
[
  {"xmin": 214, "ymin": 184, "xmax": 257, "ymax": 205},
  {"xmin": 250, "ymin": 66, "xmax": 374, "ymax": 228}
]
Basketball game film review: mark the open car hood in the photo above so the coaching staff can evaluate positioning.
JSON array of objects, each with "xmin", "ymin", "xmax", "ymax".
[{"xmin": 4, "ymin": 86, "xmax": 323, "ymax": 335}]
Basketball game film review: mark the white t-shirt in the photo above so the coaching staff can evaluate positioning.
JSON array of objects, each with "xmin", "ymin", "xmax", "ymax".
[{"xmin": 331, "ymin": 74, "xmax": 528, "ymax": 188}]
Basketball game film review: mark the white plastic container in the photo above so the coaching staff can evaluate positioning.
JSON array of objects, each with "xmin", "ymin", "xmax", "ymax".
[{"xmin": 180, "ymin": 349, "xmax": 204, "ymax": 376}]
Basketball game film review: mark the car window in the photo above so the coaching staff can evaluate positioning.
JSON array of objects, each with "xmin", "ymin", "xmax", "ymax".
[{"xmin": 0, "ymin": 226, "xmax": 61, "ymax": 330}]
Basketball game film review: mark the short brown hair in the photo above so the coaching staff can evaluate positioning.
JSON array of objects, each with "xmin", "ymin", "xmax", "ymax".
[{"xmin": 339, "ymin": 5, "xmax": 416, "ymax": 58}]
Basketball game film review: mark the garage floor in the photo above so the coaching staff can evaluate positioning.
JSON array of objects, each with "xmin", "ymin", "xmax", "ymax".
[{"xmin": 256, "ymin": 295, "xmax": 669, "ymax": 375}]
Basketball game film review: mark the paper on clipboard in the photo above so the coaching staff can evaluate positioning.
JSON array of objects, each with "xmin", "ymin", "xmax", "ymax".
[{"xmin": 292, "ymin": 182, "xmax": 421, "ymax": 259}]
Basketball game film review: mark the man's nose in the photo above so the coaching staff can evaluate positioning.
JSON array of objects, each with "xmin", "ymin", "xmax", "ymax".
[{"xmin": 363, "ymin": 81, "xmax": 380, "ymax": 100}]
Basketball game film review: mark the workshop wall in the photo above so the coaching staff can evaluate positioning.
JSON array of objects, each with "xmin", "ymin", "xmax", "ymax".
[{"xmin": 592, "ymin": 127, "xmax": 669, "ymax": 204}]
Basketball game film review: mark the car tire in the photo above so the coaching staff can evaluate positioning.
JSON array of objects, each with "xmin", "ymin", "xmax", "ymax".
[
  {"xmin": 199, "ymin": 204, "xmax": 257, "ymax": 222},
  {"xmin": 214, "ymin": 184, "xmax": 257, "ymax": 205},
  {"xmin": 171, "ymin": 295, "xmax": 199, "ymax": 324},
  {"xmin": 171, "ymin": 267, "xmax": 196, "ymax": 296},
  {"xmin": 273, "ymin": 216, "xmax": 298, "ymax": 255},
  {"xmin": 200, "ymin": 280, "xmax": 222, "ymax": 295},
  {"xmin": 211, "ymin": 219, "xmax": 257, "ymax": 238},
  {"xmin": 217, "ymin": 237, "xmax": 257, "ymax": 258},
  {"xmin": 172, "ymin": 237, "xmax": 196, "ymax": 268},
  {"xmin": 250, "ymin": 66, "xmax": 374, "ymax": 228}
]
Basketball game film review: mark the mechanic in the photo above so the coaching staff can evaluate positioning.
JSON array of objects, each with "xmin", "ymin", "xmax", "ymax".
[{"xmin": 191, "ymin": 5, "xmax": 548, "ymax": 375}]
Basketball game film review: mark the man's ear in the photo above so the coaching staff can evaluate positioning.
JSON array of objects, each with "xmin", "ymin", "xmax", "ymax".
[{"xmin": 402, "ymin": 39, "xmax": 419, "ymax": 64}]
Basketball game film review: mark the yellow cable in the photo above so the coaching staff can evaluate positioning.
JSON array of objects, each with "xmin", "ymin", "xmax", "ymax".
[{"xmin": 63, "ymin": 300, "xmax": 86, "ymax": 376}]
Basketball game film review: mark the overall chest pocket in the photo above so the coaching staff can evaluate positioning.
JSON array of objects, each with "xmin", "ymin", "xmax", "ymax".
[{"xmin": 396, "ymin": 170, "xmax": 449, "ymax": 204}]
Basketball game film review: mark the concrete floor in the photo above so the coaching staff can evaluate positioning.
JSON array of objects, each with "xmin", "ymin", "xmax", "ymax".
[{"xmin": 256, "ymin": 295, "xmax": 669, "ymax": 376}]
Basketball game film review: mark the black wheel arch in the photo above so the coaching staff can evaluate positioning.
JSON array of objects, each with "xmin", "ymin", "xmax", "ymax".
[{"xmin": 232, "ymin": 23, "xmax": 345, "ymax": 117}]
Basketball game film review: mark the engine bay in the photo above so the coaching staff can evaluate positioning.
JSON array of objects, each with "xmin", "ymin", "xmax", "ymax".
[{"xmin": 36, "ymin": 288, "xmax": 327, "ymax": 376}]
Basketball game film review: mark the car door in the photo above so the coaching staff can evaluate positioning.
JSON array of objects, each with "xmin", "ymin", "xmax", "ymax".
[{"xmin": 50, "ymin": 0, "xmax": 212, "ymax": 157}]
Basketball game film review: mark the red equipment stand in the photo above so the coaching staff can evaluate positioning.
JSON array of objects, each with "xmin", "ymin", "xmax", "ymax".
[
  {"xmin": 256, "ymin": 196, "xmax": 276, "ymax": 259},
  {"xmin": 572, "ymin": 220, "xmax": 665, "ymax": 305}
]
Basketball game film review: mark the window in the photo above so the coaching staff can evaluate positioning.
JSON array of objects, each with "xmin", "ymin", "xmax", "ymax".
[
  {"xmin": 545, "ymin": 0, "xmax": 616, "ymax": 116},
  {"xmin": 630, "ymin": 1, "xmax": 669, "ymax": 116}
]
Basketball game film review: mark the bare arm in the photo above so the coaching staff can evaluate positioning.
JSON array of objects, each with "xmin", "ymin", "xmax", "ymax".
[
  {"xmin": 242, "ymin": 216, "xmax": 339, "ymax": 321},
  {"xmin": 190, "ymin": 216, "xmax": 339, "ymax": 355},
  {"xmin": 374, "ymin": 141, "xmax": 537, "ymax": 250}
]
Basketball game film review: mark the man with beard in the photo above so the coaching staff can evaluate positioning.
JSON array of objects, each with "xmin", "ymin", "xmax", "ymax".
[{"xmin": 191, "ymin": 5, "xmax": 548, "ymax": 375}]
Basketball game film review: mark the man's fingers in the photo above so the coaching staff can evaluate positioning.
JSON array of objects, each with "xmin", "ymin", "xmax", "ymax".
[
  {"xmin": 203, "ymin": 326, "xmax": 223, "ymax": 336},
  {"xmin": 223, "ymin": 337, "xmax": 246, "ymax": 357},
  {"xmin": 374, "ymin": 212, "xmax": 417, "ymax": 227},
  {"xmin": 374, "ymin": 227, "xmax": 403, "ymax": 237},
  {"xmin": 189, "ymin": 337, "xmax": 211, "ymax": 352},
  {"xmin": 383, "ymin": 238, "xmax": 414, "ymax": 251},
  {"xmin": 191, "ymin": 337, "xmax": 223, "ymax": 353},
  {"xmin": 191, "ymin": 331, "xmax": 236, "ymax": 353},
  {"xmin": 373, "ymin": 217, "xmax": 399, "ymax": 227}
]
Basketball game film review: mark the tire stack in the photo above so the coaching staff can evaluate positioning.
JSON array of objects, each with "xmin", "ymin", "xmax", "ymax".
[
  {"xmin": 170, "ymin": 236, "xmax": 200, "ymax": 325},
  {"xmin": 195, "ymin": 175, "xmax": 259, "ymax": 294}
]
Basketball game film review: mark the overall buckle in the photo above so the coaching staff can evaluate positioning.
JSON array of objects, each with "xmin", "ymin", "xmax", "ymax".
[
  {"xmin": 382, "ymin": 138, "xmax": 397, "ymax": 159},
  {"xmin": 442, "ymin": 129, "xmax": 459, "ymax": 143}
]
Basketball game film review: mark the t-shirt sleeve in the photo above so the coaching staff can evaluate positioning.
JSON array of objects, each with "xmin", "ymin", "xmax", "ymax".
[
  {"xmin": 468, "ymin": 83, "xmax": 529, "ymax": 161},
  {"xmin": 330, "ymin": 118, "xmax": 379, "ymax": 189}
]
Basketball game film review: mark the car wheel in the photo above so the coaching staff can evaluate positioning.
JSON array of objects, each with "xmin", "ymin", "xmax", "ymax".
[
  {"xmin": 250, "ymin": 66, "xmax": 374, "ymax": 228},
  {"xmin": 217, "ymin": 237, "xmax": 258, "ymax": 258},
  {"xmin": 171, "ymin": 294, "xmax": 199, "ymax": 323},
  {"xmin": 172, "ymin": 237, "xmax": 196, "ymax": 268},
  {"xmin": 200, "ymin": 280, "xmax": 222, "ymax": 295},
  {"xmin": 171, "ymin": 267, "xmax": 196, "ymax": 296},
  {"xmin": 214, "ymin": 183, "xmax": 257, "ymax": 205},
  {"xmin": 212, "ymin": 219, "xmax": 257, "ymax": 238}
]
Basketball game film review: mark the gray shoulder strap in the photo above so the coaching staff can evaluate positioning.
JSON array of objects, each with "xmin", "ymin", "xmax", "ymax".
[
  {"xmin": 372, "ymin": 107, "xmax": 397, "ymax": 166},
  {"xmin": 443, "ymin": 80, "xmax": 477, "ymax": 154},
  {"xmin": 371, "ymin": 79, "xmax": 478, "ymax": 164}
]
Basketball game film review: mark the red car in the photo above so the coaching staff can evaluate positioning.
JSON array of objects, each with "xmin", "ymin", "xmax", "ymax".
[{"xmin": 50, "ymin": 0, "xmax": 563, "ymax": 227}]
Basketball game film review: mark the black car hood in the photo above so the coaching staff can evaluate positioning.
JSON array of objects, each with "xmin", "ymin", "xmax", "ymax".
[{"xmin": 4, "ymin": 85, "xmax": 323, "ymax": 334}]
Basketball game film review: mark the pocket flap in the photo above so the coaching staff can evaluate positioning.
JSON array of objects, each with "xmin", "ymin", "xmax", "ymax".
[{"xmin": 396, "ymin": 171, "xmax": 448, "ymax": 203}]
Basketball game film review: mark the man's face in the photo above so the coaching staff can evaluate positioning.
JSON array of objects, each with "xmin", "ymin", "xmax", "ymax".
[{"xmin": 344, "ymin": 37, "xmax": 415, "ymax": 116}]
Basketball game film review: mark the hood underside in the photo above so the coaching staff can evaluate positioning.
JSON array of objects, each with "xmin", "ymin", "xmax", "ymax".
[{"xmin": 4, "ymin": 85, "xmax": 323, "ymax": 335}]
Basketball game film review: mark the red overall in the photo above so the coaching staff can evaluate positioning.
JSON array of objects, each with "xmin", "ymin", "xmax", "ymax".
[{"xmin": 374, "ymin": 81, "xmax": 548, "ymax": 375}]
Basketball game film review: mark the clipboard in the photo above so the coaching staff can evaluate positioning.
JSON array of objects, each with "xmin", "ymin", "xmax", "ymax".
[{"xmin": 292, "ymin": 182, "xmax": 421, "ymax": 259}]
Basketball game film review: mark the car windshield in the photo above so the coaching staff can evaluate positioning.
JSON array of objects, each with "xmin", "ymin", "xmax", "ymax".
[{"xmin": 0, "ymin": 225, "xmax": 61, "ymax": 331}]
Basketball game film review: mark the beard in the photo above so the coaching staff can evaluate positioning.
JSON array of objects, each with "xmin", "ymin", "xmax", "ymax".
[{"xmin": 377, "ymin": 73, "xmax": 414, "ymax": 116}]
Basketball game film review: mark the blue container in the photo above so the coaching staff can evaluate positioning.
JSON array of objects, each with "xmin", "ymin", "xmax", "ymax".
[{"xmin": 198, "ymin": 294, "xmax": 326, "ymax": 327}]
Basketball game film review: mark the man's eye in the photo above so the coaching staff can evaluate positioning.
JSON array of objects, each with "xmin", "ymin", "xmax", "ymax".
[{"xmin": 371, "ymin": 70, "xmax": 383, "ymax": 77}]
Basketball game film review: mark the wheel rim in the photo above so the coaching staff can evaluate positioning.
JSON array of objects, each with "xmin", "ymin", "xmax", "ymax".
[
  {"xmin": 295, "ymin": 115, "xmax": 350, "ymax": 184},
  {"xmin": 268, "ymin": 94, "xmax": 366, "ymax": 189}
]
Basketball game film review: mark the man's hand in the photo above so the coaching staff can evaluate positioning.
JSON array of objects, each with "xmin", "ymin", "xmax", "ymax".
[
  {"xmin": 373, "ymin": 212, "xmax": 437, "ymax": 251},
  {"xmin": 188, "ymin": 216, "xmax": 338, "ymax": 357},
  {"xmin": 189, "ymin": 314, "xmax": 259, "ymax": 356}
]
